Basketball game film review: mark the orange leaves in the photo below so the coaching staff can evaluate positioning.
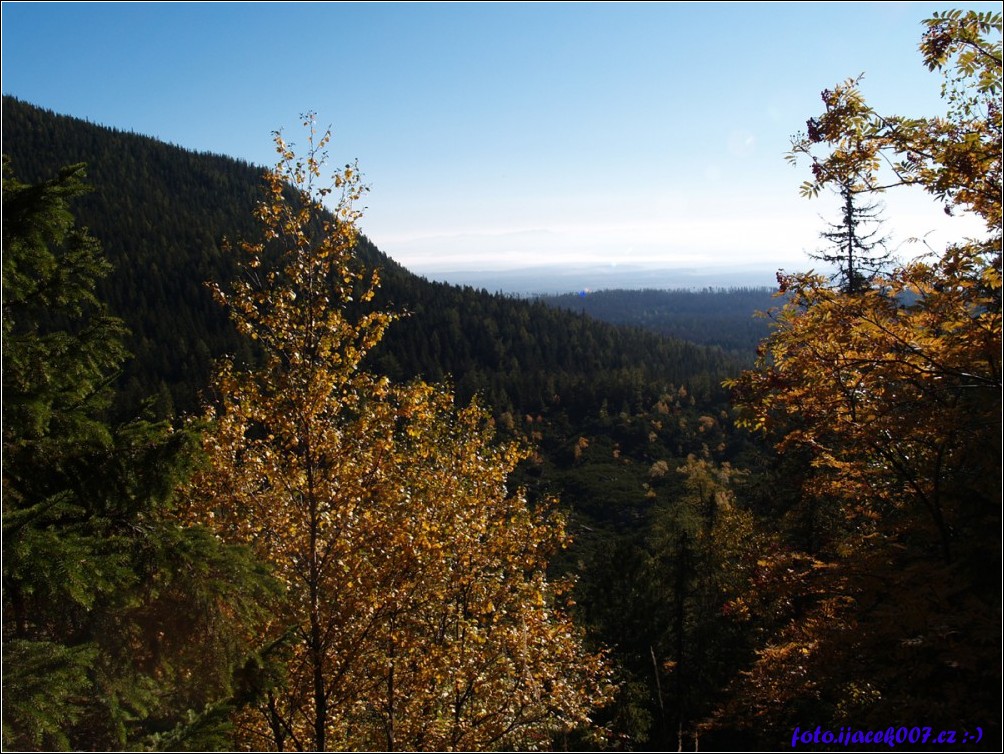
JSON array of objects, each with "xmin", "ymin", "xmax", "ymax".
[
  {"xmin": 714, "ymin": 14, "xmax": 1001, "ymax": 743},
  {"xmin": 732, "ymin": 256, "xmax": 1001, "ymax": 541}
]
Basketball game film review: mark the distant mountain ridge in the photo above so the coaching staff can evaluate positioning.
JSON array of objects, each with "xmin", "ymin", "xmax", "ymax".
[
  {"xmin": 2, "ymin": 96, "xmax": 742, "ymax": 419},
  {"xmin": 536, "ymin": 287, "xmax": 777, "ymax": 357},
  {"xmin": 431, "ymin": 264, "xmax": 780, "ymax": 295}
]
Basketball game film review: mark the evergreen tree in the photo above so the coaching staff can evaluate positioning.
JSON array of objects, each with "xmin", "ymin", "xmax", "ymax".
[
  {"xmin": 645, "ymin": 457, "xmax": 760, "ymax": 750},
  {"xmin": 2, "ymin": 158, "xmax": 276, "ymax": 750},
  {"xmin": 809, "ymin": 181, "xmax": 891, "ymax": 294}
]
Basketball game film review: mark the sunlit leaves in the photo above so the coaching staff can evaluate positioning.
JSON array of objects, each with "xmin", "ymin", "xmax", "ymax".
[
  {"xmin": 750, "ymin": 9, "xmax": 1002, "ymax": 543},
  {"xmin": 718, "ymin": 254, "xmax": 1001, "ymax": 736},
  {"xmin": 731, "ymin": 256, "xmax": 1000, "ymax": 542},
  {"xmin": 182, "ymin": 117, "xmax": 612, "ymax": 751},
  {"xmin": 717, "ymin": 11, "xmax": 1002, "ymax": 743},
  {"xmin": 789, "ymin": 10, "xmax": 1001, "ymax": 230}
]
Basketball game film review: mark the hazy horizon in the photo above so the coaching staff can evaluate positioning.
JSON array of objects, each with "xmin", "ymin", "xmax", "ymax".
[
  {"xmin": 2, "ymin": 2, "xmax": 993, "ymax": 288},
  {"xmin": 405, "ymin": 260, "xmax": 784, "ymax": 295}
]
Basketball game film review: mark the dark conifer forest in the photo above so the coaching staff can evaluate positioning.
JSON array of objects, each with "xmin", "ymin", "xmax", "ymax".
[
  {"xmin": 2, "ymin": 12, "xmax": 1001, "ymax": 749},
  {"xmin": 2, "ymin": 97, "xmax": 741, "ymax": 423},
  {"xmin": 535, "ymin": 287, "xmax": 777, "ymax": 357}
]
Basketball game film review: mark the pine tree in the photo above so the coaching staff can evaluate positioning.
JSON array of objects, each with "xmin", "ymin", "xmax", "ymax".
[{"xmin": 645, "ymin": 457, "xmax": 760, "ymax": 750}]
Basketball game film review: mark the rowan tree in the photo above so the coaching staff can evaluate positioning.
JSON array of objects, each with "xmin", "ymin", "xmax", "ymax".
[
  {"xmin": 182, "ymin": 115, "xmax": 612, "ymax": 751},
  {"xmin": 719, "ymin": 10, "xmax": 1001, "ymax": 744},
  {"xmin": 789, "ymin": 10, "xmax": 1001, "ymax": 232},
  {"xmin": 757, "ymin": 7, "xmax": 1001, "ymax": 560}
]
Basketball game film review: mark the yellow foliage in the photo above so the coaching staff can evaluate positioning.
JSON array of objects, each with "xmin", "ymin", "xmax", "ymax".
[{"xmin": 180, "ymin": 115, "xmax": 612, "ymax": 751}]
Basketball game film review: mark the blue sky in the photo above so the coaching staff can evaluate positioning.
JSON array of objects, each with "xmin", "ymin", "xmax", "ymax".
[{"xmin": 2, "ymin": 2, "xmax": 995, "ymax": 290}]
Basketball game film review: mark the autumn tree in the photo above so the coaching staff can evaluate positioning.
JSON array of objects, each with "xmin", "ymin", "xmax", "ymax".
[
  {"xmin": 719, "ymin": 9, "xmax": 1001, "ymax": 745},
  {"xmin": 182, "ymin": 115, "xmax": 612, "ymax": 751},
  {"xmin": 772, "ymin": 6, "xmax": 1001, "ymax": 559}
]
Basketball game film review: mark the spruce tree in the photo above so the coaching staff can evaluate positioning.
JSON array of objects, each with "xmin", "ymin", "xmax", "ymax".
[
  {"xmin": 809, "ymin": 182, "xmax": 891, "ymax": 294},
  {"xmin": 2, "ymin": 158, "xmax": 276, "ymax": 750}
]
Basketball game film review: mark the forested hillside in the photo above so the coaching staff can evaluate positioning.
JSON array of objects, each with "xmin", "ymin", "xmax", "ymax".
[
  {"xmin": 2, "ymin": 96, "xmax": 739, "ymax": 422},
  {"xmin": 2, "ymin": 95, "xmax": 756, "ymax": 749},
  {"xmin": 536, "ymin": 287, "xmax": 777, "ymax": 357},
  {"xmin": 3, "ymin": 10, "xmax": 1000, "ymax": 750}
]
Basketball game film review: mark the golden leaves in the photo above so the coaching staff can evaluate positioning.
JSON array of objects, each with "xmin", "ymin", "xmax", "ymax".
[
  {"xmin": 790, "ymin": 11, "xmax": 1001, "ymax": 231},
  {"xmin": 723, "ymin": 19, "xmax": 1000, "ymax": 721},
  {"xmin": 179, "ymin": 118, "xmax": 611, "ymax": 751},
  {"xmin": 714, "ymin": 14, "xmax": 1001, "ymax": 741}
]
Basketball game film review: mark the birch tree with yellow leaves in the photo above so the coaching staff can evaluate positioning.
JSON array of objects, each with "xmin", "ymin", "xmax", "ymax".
[{"xmin": 181, "ymin": 115, "xmax": 612, "ymax": 751}]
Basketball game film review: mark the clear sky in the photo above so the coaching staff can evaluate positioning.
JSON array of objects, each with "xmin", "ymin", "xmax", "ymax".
[{"xmin": 1, "ymin": 2, "xmax": 996, "ymax": 290}]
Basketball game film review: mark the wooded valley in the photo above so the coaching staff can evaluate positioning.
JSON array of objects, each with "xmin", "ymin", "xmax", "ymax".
[{"xmin": 3, "ymin": 10, "xmax": 1000, "ymax": 751}]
